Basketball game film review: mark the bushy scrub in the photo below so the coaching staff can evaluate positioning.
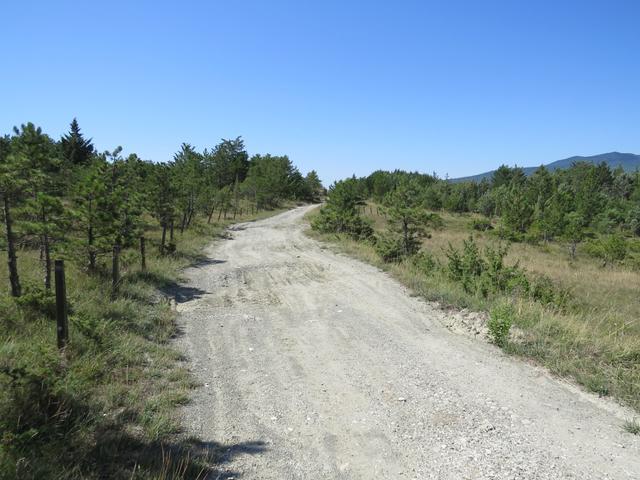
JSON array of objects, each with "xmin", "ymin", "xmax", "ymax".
[
  {"xmin": 529, "ymin": 275, "xmax": 571, "ymax": 308},
  {"xmin": 311, "ymin": 178, "xmax": 373, "ymax": 240},
  {"xmin": 470, "ymin": 217, "xmax": 493, "ymax": 231},
  {"xmin": 411, "ymin": 251, "xmax": 438, "ymax": 273},
  {"xmin": 374, "ymin": 233, "xmax": 408, "ymax": 262},
  {"xmin": 0, "ymin": 340, "xmax": 86, "ymax": 460},
  {"xmin": 0, "ymin": 229, "xmax": 216, "ymax": 478},
  {"xmin": 488, "ymin": 303, "xmax": 515, "ymax": 347},
  {"xmin": 584, "ymin": 234, "xmax": 628, "ymax": 266},
  {"xmin": 444, "ymin": 236, "xmax": 569, "ymax": 308},
  {"xmin": 445, "ymin": 236, "xmax": 517, "ymax": 295},
  {"xmin": 13, "ymin": 283, "xmax": 57, "ymax": 320},
  {"xmin": 312, "ymin": 208, "xmax": 373, "ymax": 240}
]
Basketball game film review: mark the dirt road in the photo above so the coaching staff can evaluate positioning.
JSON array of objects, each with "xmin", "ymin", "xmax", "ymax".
[{"xmin": 178, "ymin": 206, "xmax": 639, "ymax": 479}]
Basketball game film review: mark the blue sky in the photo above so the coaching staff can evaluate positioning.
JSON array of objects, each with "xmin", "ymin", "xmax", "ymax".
[{"xmin": 1, "ymin": 1, "xmax": 639, "ymax": 184}]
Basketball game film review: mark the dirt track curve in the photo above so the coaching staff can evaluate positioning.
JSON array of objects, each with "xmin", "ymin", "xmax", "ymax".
[{"xmin": 177, "ymin": 205, "xmax": 640, "ymax": 479}]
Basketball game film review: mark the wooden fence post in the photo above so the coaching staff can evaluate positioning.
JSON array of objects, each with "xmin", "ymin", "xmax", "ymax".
[
  {"xmin": 54, "ymin": 260, "xmax": 69, "ymax": 349},
  {"xmin": 112, "ymin": 244, "xmax": 120, "ymax": 298},
  {"xmin": 140, "ymin": 236, "xmax": 146, "ymax": 272}
]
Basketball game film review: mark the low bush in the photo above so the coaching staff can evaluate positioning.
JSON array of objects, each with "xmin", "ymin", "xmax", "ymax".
[
  {"xmin": 470, "ymin": 218, "xmax": 493, "ymax": 232},
  {"xmin": 495, "ymin": 225, "xmax": 524, "ymax": 242},
  {"xmin": 14, "ymin": 284, "xmax": 57, "ymax": 320},
  {"xmin": 583, "ymin": 234, "xmax": 628, "ymax": 266},
  {"xmin": 445, "ymin": 237, "xmax": 523, "ymax": 296},
  {"xmin": 311, "ymin": 209, "xmax": 373, "ymax": 240},
  {"xmin": 529, "ymin": 275, "xmax": 570, "ymax": 309},
  {"xmin": 374, "ymin": 233, "xmax": 407, "ymax": 262},
  {"xmin": 443, "ymin": 236, "xmax": 570, "ymax": 309},
  {"xmin": 311, "ymin": 177, "xmax": 373, "ymax": 240},
  {"xmin": 488, "ymin": 303, "xmax": 515, "ymax": 347},
  {"xmin": 411, "ymin": 251, "xmax": 438, "ymax": 273}
]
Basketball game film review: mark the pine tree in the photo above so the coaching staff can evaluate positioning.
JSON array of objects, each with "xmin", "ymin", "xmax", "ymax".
[
  {"xmin": 311, "ymin": 178, "xmax": 373, "ymax": 239},
  {"xmin": 151, "ymin": 163, "xmax": 176, "ymax": 254},
  {"xmin": 71, "ymin": 157, "xmax": 112, "ymax": 271},
  {"xmin": 381, "ymin": 178, "xmax": 440, "ymax": 258},
  {"xmin": 11, "ymin": 123, "xmax": 65, "ymax": 290},
  {"xmin": 0, "ymin": 135, "xmax": 22, "ymax": 296},
  {"xmin": 60, "ymin": 118, "xmax": 95, "ymax": 166},
  {"xmin": 304, "ymin": 170, "xmax": 324, "ymax": 202},
  {"xmin": 563, "ymin": 211, "xmax": 585, "ymax": 260},
  {"xmin": 499, "ymin": 183, "xmax": 533, "ymax": 235},
  {"xmin": 173, "ymin": 144, "xmax": 203, "ymax": 233}
]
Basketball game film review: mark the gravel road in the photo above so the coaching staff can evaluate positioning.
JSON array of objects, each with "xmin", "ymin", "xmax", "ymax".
[{"xmin": 178, "ymin": 205, "xmax": 640, "ymax": 479}]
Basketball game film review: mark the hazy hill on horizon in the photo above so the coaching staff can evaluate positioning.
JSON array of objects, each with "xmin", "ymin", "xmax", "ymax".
[{"xmin": 450, "ymin": 152, "xmax": 640, "ymax": 183}]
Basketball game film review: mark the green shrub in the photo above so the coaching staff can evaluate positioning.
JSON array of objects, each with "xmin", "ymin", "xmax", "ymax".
[
  {"xmin": 311, "ymin": 208, "xmax": 373, "ymax": 240},
  {"xmin": 495, "ymin": 225, "xmax": 524, "ymax": 242},
  {"xmin": 483, "ymin": 243, "xmax": 524, "ymax": 293},
  {"xmin": 374, "ymin": 233, "xmax": 407, "ymax": 262},
  {"xmin": 470, "ymin": 218, "xmax": 493, "ymax": 231},
  {"xmin": 584, "ymin": 234, "xmax": 628, "ymax": 266},
  {"xmin": 14, "ymin": 284, "xmax": 57, "ymax": 320},
  {"xmin": 529, "ymin": 275, "xmax": 570, "ymax": 309},
  {"xmin": 445, "ymin": 236, "xmax": 487, "ymax": 293},
  {"xmin": 412, "ymin": 251, "xmax": 438, "ymax": 274},
  {"xmin": 488, "ymin": 303, "xmax": 514, "ymax": 347},
  {"xmin": 0, "ymin": 297, "xmax": 21, "ymax": 328},
  {"xmin": 444, "ymin": 243, "xmax": 463, "ymax": 281},
  {"xmin": 446, "ymin": 237, "xmax": 524, "ymax": 296},
  {"xmin": 0, "ymin": 341, "xmax": 89, "ymax": 471},
  {"xmin": 523, "ymin": 231, "xmax": 542, "ymax": 245},
  {"xmin": 311, "ymin": 177, "xmax": 373, "ymax": 240},
  {"xmin": 443, "ymin": 237, "xmax": 571, "ymax": 307}
]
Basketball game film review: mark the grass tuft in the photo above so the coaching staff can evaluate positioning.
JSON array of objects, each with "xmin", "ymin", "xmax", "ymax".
[{"xmin": 623, "ymin": 418, "xmax": 640, "ymax": 435}]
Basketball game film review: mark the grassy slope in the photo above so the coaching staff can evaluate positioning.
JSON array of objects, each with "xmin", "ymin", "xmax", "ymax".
[
  {"xmin": 306, "ymin": 204, "xmax": 640, "ymax": 413},
  {"xmin": 0, "ymin": 205, "xmax": 290, "ymax": 479}
]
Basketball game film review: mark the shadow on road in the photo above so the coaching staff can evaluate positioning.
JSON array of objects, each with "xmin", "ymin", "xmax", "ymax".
[
  {"xmin": 163, "ymin": 284, "xmax": 209, "ymax": 303},
  {"xmin": 191, "ymin": 258, "xmax": 226, "ymax": 268},
  {"xmin": 90, "ymin": 429, "xmax": 267, "ymax": 479}
]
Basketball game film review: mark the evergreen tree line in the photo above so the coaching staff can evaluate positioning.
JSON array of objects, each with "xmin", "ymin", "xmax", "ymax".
[
  {"xmin": 0, "ymin": 119, "xmax": 324, "ymax": 297},
  {"xmin": 316, "ymin": 162, "xmax": 640, "ymax": 263}
]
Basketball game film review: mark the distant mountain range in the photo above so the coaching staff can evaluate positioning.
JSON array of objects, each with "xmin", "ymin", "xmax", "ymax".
[{"xmin": 450, "ymin": 152, "xmax": 640, "ymax": 183}]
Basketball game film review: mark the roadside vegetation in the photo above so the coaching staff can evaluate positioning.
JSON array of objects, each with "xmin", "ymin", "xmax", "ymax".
[
  {"xmin": 0, "ymin": 120, "xmax": 323, "ymax": 479},
  {"xmin": 310, "ymin": 164, "xmax": 640, "ymax": 413}
]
